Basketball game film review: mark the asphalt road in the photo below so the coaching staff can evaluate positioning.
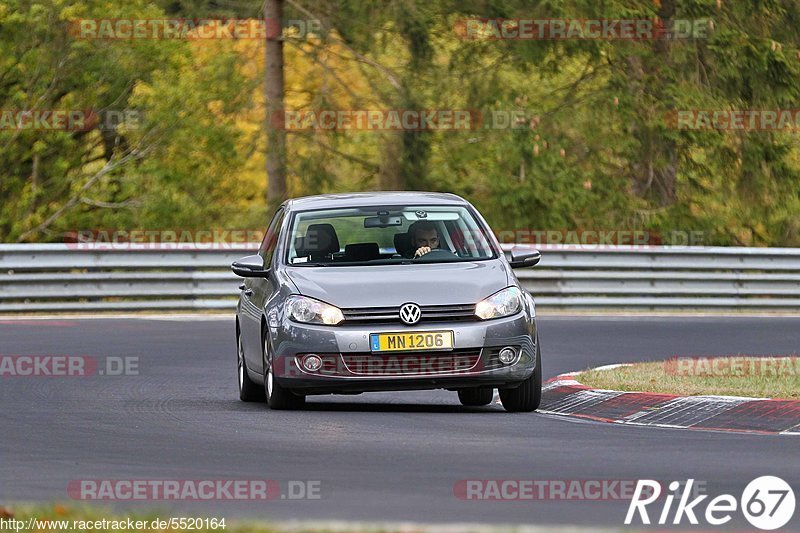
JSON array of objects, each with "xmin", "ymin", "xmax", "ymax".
[{"xmin": 1, "ymin": 316, "xmax": 799, "ymax": 530}]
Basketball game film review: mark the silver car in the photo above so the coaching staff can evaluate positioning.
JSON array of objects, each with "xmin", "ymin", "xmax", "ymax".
[{"xmin": 232, "ymin": 192, "xmax": 542, "ymax": 412}]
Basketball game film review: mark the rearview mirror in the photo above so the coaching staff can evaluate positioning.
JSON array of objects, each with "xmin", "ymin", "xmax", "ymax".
[
  {"xmin": 509, "ymin": 248, "xmax": 541, "ymax": 269},
  {"xmin": 364, "ymin": 215, "xmax": 403, "ymax": 228},
  {"xmin": 231, "ymin": 254, "xmax": 270, "ymax": 277}
]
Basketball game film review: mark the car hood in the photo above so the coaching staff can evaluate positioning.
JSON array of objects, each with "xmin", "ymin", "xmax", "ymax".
[{"xmin": 286, "ymin": 261, "xmax": 510, "ymax": 307}]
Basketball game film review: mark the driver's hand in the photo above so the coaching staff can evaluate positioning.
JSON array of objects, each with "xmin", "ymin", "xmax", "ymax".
[{"xmin": 414, "ymin": 246, "xmax": 431, "ymax": 257}]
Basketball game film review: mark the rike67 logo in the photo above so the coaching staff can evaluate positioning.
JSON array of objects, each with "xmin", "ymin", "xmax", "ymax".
[{"xmin": 626, "ymin": 476, "xmax": 795, "ymax": 530}]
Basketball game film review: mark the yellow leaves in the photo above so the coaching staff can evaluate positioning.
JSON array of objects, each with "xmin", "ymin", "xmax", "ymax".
[
  {"xmin": 131, "ymin": 79, "xmax": 154, "ymax": 99},
  {"xmin": 207, "ymin": 100, "xmax": 225, "ymax": 115},
  {"xmin": 52, "ymin": 505, "xmax": 68, "ymax": 517},
  {"xmin": 56, "ymin": 3, "xmax": 88, "ymax": 20},
  {"xmin": 233, "ymin": 39, "xmax": 264, "ymax": 79}
]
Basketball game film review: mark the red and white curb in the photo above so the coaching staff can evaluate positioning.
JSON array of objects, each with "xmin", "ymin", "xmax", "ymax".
[{"xmin": 536, "ymin": 365, "xmax": 800, "ymax": 435}]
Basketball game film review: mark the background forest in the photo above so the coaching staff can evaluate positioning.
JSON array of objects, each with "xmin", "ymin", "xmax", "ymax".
[{"xmin": 2, "ymin": 0, "xmax": 800, "ymax": 246}]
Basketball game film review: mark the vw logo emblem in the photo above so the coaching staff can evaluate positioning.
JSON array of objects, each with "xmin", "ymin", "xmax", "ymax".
[{"xmin": 399, "ymin": 303, "xmax": 422, "ymax": 325}]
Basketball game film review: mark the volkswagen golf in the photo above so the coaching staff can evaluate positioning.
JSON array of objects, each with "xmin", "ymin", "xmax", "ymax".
[{"xmin": 232, "ymin": 192, "xmax": 542, "ymax": 412}]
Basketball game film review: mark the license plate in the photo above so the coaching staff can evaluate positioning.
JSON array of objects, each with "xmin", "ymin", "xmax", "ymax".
[{"xmin": 370, "ymin": 331, "xmax": 454, "ymax": 352}]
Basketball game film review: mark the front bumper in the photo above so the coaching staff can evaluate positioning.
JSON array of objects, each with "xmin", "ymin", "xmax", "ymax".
[{"xmin": 268, "ymin": 313, "xmax": 537, "ymax": 394}]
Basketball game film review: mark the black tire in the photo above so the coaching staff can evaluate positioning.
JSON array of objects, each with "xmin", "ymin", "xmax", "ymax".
[
  {"xmin": 457, "ymin": 387, "xmax": 494, "ymax": 406},
  {"xmin": 238, "ymin": 328, "xmax": 265, "ymax": 402},
  {"xmin": 263, "ymin": 331, "xmax": 305, "ymax": 410},
  {"xmin": 499, "ymin": 340, "xmax": 542, "ymax": 412}
]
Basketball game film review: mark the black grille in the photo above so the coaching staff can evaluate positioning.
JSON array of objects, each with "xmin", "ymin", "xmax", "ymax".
[
  {"xmin": 341, "ymin": 303, "xmax": 476, "ymax": 324},
  {"xmin": 481, "ymin": 347, "xmax": 509, "ymax": 371},
  {"xmin": 341, "ymin": 349, "xmax": 481, "ymax": 376}
]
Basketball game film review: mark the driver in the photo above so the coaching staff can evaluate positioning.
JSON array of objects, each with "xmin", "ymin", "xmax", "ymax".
[{"xmin": 408, "ymin": 220, "xmax": 441, "ymax": 258}]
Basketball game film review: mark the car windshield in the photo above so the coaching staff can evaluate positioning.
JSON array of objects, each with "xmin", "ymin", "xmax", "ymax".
[{"xmin": 286, "ymin": 205, "xmax": 496, "ymax": 266}]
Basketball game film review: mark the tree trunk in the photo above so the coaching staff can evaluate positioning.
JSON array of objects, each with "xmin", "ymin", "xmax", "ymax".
[
  {"xmin": 627, "ymin": 0, "xmax": 678, "ymax": 206},
  {"xmin": 264, "ymin": 0, "xmax": 287, "ymax": 204},
  {"xmin": 378, "ymin": 132, "xmax": 403, "ymax": 190},
  {"xmin": 651, "ymin": 0, "xmax": 677, "ymax": 205}
]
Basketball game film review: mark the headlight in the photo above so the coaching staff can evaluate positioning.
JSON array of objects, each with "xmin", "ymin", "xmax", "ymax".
[
  {"xmin": 475, "ymin": 287, "xmax": 523, "ymax": 320},
  {"xmin": 286, "ymin": 295, "xmax": 344, "ymax": 325}
]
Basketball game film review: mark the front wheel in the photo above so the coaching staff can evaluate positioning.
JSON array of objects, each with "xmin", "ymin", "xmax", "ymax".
[
  {"xmin": 499, "ymin": 339, "xmax": 542, "ymax": 412},
  {"xmin": 238, "ymin": 330, "xmax": 265, "ymax": 402},
  {"xmin": 263, "ymin": 334, "xmax": 305, "ymax": 410}
]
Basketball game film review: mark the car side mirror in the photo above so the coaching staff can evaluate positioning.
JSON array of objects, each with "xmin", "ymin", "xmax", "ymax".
[
  {"xmin": 509, "ymin": 248, "xmax": 541, "ymax": 269},
  {"xmin": 231, "ymin": 254, "xmax": 270, "ymax": 277}
]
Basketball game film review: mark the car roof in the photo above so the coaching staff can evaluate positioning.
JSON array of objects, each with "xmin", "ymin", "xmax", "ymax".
[{"xmin": 283, "ymin": 191, "xmax": 469, "ymax": 211}]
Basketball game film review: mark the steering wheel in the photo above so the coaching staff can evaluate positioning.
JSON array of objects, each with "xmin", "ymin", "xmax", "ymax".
[{"xmin": 414, "ymin": 248, "xmax": 457, "ymax": 260}]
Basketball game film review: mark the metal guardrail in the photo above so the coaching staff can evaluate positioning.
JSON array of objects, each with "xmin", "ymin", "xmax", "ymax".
[{"xmin": 1, "ymin": 244, "xmax": 800, "ymax": 312}]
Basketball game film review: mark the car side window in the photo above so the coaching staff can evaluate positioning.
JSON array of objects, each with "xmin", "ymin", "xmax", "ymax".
[{"xmin": 259, "ymin": 208, "xmax": 285, "ymax": 268}]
